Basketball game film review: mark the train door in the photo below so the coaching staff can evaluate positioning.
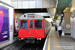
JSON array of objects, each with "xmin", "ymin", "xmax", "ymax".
[
  {"xmin": 28, "ymin": 20, "xmax": 34, "ymax": 37},
  {"xmin": 33, "ymin": 19, "xmax": 45, "ymax": 38},
  {"xmin": 18, "ymin": 19, "xmax": 29, "ymax": 38}
]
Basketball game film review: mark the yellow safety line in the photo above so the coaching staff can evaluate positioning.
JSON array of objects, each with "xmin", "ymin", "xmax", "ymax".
[
  {"xmin": 53, "ymin": 30, "xmax": 61, "ymax": 50},
  {"xmin": 48, "ymin": 31, "xmax": 51, "ymax": 50}
]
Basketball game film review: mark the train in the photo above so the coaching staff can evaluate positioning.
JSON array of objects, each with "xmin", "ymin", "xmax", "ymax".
[{"xmin": 18, "ymin": 13, "xmax": 51, "ymax": 42}]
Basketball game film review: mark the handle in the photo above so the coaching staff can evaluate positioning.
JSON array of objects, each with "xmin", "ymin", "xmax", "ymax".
[{"xmin": 28, "ymin": 29, "xmax": 29, "ymax": 31}]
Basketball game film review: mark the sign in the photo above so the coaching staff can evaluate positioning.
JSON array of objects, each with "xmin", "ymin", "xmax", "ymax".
[
  {"xmin": 10, "ymin": 25, "xmax": 13, "ymax": 32},
  {"xmin": 28, "ymin": 16, "xmax": 34, "ymax": 18},
  {"xmin": 72, "ymin": 18, "xmax": 74, "ymax": 28},
  {"xmin": 66, "ymin": 24, "xmax": 70, "ymax": 29},
  {"xmin": 0, "ymin": 6, "xmax": 9, "ymax": 43}
]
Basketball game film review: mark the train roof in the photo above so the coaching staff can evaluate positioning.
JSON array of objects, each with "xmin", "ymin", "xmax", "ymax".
[{"xmin": 19, "ymin": 13, "xmax": 44, "ymax": 19}]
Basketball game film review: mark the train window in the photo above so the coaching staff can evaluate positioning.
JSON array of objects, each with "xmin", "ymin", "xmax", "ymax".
[
  {"xmin": 35, "ymin": 20, "xmax": 42, "ymax": 29},
  {"xmin": 20, "ymin": 20, "xmax": 27, "ymax": 29},
  {"xmin": 29, "ymin": 21, "xmax": 33, "ymax": 29}
]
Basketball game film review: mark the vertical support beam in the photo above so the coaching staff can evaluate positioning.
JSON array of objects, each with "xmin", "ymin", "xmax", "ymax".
[
  {"xmin": 60, "ymin": 13, "xmax": 64, "ymax": 25},
  {"xmin": 64, "ymin": 12, "xmax": 71, "ymax": 35}
]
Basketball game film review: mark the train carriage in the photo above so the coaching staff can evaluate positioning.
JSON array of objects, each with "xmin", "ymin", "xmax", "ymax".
[{"xmin": 18, "ymin": 13, "xmax": 51, "ymax": 41}]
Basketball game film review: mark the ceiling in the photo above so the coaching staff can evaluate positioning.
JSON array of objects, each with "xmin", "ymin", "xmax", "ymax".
[
  {"xmin": 56, "ymin": 0, "xmax": 72, "ymax": 13},
  {"xmin": 54, "ymin": 0, "xmax": 72, "ymax": 19},
  {"xmin": 11, "ymin": 0, "xmax": 57, "ymax": 17},
  {"xmin": 11, "ymin": 0, "xmax": 72, "ymax": 19}
]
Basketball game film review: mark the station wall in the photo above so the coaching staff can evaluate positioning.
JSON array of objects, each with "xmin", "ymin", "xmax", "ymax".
[
  {"xmin": 70, "ymin": 17, "xmax": 75, "ymax": 39},
  {"xmin": 14, "ymin": 12, "xmax": 23, "ymax": 37},
  {"xmin": 0, "ymin": 2, "xmax": 17, "ymax": 48}
]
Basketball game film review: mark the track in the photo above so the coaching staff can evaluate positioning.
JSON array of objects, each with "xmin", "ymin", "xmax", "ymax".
[
  {"xmin": 19, "ymin": 39, "xmax": 45, "ymax": 50},
  {"xmin": 1, "ymin": 39, "xmax": 45, "ymax": 50}
]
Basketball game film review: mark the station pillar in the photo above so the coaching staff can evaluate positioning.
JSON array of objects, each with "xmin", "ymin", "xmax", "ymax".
[{"xmin": 64, "ymin": 12, "xmax": 71, "ymax": 35}]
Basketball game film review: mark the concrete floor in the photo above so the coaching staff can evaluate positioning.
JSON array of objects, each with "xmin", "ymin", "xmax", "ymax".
[{"xmin": 47, "ymin": 27, "xmax": 75, "ymax": 50}]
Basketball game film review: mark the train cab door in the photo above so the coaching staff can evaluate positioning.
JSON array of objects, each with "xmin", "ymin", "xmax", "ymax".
[
  {"xmin": 19, "ymin": 19, "xmax": 29, "ymax": 38},
  {"xmin": 28, "ymin": 20, "xmax": 34, "ymax": 37},
  {"xmin": 33, "ymin": 19, "xmax": 45, "ymax": 38}
]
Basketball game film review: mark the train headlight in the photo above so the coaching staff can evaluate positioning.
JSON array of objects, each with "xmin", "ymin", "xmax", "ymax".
[
  {"xmin": 21, "ymin": 38, "xmax": 24, "ymax": 40},
  {"xmin": 37, "ymin": 38, "xmax": 42, "ymax": 40}
]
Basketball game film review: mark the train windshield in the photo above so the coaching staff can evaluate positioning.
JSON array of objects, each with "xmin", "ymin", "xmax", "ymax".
[
  {"xmin": 35, "ymin": 20, "xmax": 42, "ymax": 29},
  {"xmin": 20, "ymin": 20, "xmax": 27, "ymax": 29},
  {"xmin": 29, "ymin": 21, "xmax": 33, "ymax": 29}
]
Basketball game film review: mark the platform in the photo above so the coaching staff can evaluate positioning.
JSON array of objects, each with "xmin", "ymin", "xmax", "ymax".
[
  {"xmin": 1, "ymin": 27, "xmax": 75, "ymax": 50},
  {"xmin": 45, "ymin": 27, "xmax": 75, "ymax": 50}
]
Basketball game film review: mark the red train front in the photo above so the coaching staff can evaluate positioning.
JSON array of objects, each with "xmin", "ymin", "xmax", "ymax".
[{"xmin": 18, "ymin": 13, "xmax": 45, "ymax": 41}]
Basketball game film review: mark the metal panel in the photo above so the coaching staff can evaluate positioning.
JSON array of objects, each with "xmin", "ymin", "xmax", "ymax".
[
  {"xmin": 23, "ymin": 1, "xmax": 29, "ymax": 8},
  {"xmin": 43, "ymin": 0, "xmax": 50, "ymax": 8},
  {"xmin": 0, "ymin": 1, "xmax": 14, "ymax": 8},
  {"xmin": 11, "ymin": 2, "xmax": 17, "ymax": 8},
  {"xmin": 29, "ymin": 1, "xmax": 35, "ymax": 8},
  {"xmin": 0, "ymin": 0, "xmax": 11, "ymax": 5},
  {"xmin": 36, "ymin": 0, "xmax": 42, "ymax": 8},
  {"xmin": 71, "ymin": 17, "xmax": 75, "ymax": 39},
  {"xmin": 18, "ymin": 1, "xmax": 22, "ymax": 8}
]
